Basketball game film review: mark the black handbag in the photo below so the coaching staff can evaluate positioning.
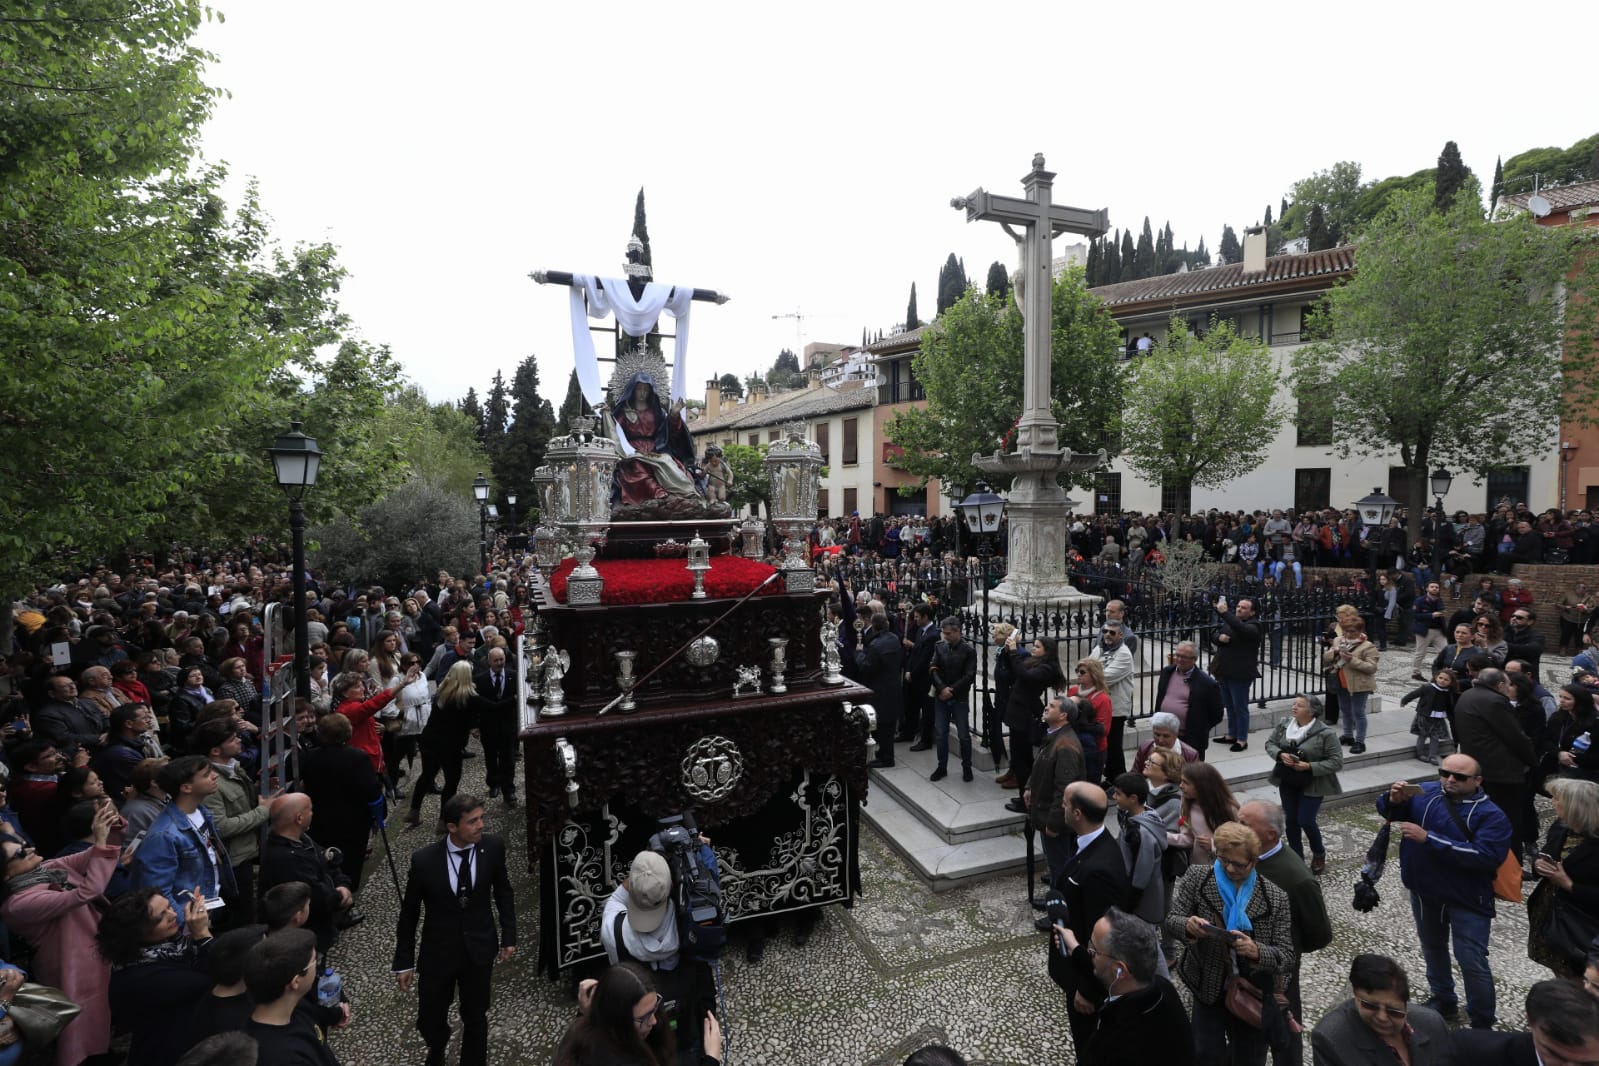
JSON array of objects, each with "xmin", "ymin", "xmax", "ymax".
[
  {"xmin": 1543, "ymin": 891, "xmax": 1599, "ymax": 969},
  {"xmin": 1273, "ymin": 736, "xmax": 1315, "ymax": 791}
]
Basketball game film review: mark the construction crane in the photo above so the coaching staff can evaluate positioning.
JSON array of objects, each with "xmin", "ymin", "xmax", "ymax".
[{"xmin": 771, "ymin": 308, "xmax": 806, "ymax": 348}]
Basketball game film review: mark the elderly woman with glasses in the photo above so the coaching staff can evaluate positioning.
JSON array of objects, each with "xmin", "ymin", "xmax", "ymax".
[
  {"xmin": 1130, "ymin": 712, "xmax": 1199, "ymax": 777},
  {"xmin": 1311, "ymin": 955, "xmax": 1453, "ymax": 1066},
  {"xmin": 1529, "ymin": 777, "xmax": 1599, "ymax": 978},
  {"xmin": 1165, "ymin": 821, "xmax": 1295, "ymax": 1066},
  {"xmin": 1263, "ymin": 693, "xmax": 1344, "ymax": 875}
]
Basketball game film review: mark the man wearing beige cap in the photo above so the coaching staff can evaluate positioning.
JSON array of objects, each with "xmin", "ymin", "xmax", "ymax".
[{"xmin": 601, "ymin": 850, "xmax": 678, "ymax": 967}]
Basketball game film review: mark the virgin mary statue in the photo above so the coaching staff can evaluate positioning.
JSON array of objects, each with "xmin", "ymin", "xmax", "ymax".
[{"xmin": 610, "ymin": 371, "xmax": 701, "ymax": 505}]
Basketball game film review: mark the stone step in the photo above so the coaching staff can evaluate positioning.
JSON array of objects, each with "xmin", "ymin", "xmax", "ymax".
[{"xmin": 860, "ymin": 784, "xmax": 1026, "ymax": 892}]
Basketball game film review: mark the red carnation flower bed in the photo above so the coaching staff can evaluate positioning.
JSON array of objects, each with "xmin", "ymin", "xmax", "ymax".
[{"xmin": 549, "ymin": 555, "xmax": 784, "ymax": 606}]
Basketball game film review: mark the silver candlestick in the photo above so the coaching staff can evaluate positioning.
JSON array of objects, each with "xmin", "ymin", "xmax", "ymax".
[
  {"xmin": 768, "ymin": 637, "xmax": 789, "ymax": 694},
  {"xmin": 819, "ymin": 619, "xmax": 845, "ymax": 685},
  {"xmin": 614, "ymin": 650, "xmax": 638, "ymax": 713}
]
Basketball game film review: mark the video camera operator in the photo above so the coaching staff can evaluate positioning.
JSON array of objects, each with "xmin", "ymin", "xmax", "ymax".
[{"xmin": 600, "ymin": 814, "xmax": 724, "ymax": 1064}]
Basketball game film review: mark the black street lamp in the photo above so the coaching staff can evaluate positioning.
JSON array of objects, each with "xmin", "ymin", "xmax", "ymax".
[
  {"xmin": 269, "ymin": 421, "xmax": 323, "ymax": 700},
  {"xmin": 1429, "ymin": 466, "xmax": 1453, "ymax": 515},
  {"xmin": 473, "ymin": 473, "xmax": 490, "ymax": 575},
  {"xmin": 506, "ymin": 492, "xmax": 518, "ymax": 534},
  {"xmin": 957, "ymin": 480, "xmax": 1007, "ymax": 779}
]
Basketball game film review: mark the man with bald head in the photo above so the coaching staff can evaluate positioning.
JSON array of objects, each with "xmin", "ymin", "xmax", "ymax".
[
  {"xmin": 258, "ymin": 791, "xmax": 354, "ymax": 953},
  {"xmin": 1051, "ymin": 781, "xmax": 1133, "ymax": 1055}
]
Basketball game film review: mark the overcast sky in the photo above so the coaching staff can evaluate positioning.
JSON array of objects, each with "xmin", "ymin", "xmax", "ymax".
[{"xmin": 195, "ymin": 1, "xmax": 1594, "ymax": 411}]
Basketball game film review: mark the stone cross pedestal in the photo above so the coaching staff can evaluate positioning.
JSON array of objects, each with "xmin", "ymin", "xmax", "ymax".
[{"xmin": 952, "ymin": 155, "xmax": 1109, "ymax": 607}]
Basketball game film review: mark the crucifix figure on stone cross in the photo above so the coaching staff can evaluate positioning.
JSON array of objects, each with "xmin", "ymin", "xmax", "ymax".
[{"xmin": 951, "ymin": 154, "xmax": 1108, "ymax": 455}]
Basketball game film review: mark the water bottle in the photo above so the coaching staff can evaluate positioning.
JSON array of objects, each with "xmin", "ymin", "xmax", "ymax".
[
  {"xmin": 1575, "ymin": 733, "xmax": 1592, "ymax": 755},
  {"xmin": 316, "ymin": 966, "xmax": 342, "ymax": 1008}
]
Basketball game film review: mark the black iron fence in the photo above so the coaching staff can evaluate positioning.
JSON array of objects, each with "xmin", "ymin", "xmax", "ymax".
[{"xmin": 816, "ymin": 554, "xmax": 1344, "ymax": 741}]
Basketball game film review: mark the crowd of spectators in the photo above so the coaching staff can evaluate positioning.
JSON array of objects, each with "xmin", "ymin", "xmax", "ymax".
[{"xmin": 0, "ymin": 545, "xmax": 535, "ymax": 1065}]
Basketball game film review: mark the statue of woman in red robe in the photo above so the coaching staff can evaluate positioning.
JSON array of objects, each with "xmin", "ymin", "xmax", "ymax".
[{"xmin": 610, "ymin": 372, "xmax": 702, "ymax": 505}]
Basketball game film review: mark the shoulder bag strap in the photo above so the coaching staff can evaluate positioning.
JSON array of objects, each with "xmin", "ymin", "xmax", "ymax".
[{"xmin": 1441, "ymin": 797, "xmax": 1475, "ymax": 842}]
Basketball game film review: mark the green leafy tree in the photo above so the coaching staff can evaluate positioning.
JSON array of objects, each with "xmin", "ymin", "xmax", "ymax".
[
  {"xmin": 1504, "ymin": 133, "xmax": 1599, "ymax": 191},
  {"xmin": 1281, "ymin": 161, "xmax": 1365, "ymax": 244},
  {"xmin": 905, "ymin": 283, "xmax": 921, "ymax": 330},
  {"xmin": 1434, "ymin": 140, "xmax": 1471, "ymax": 213},
  {"xmin": 1120, "ymin": 317, "xmax": 1284, "ymax": 491},
  {"xmin": 370, "ymin": 389, "xmax": 489, "ymax": 496},
  {"xmin": 884, "ymin": 270, "xmax": 1123, "ymax": 491},
  {"xmin": 721, "ymin": 443, "xmax": 769, "ymax": 516},
  {"xmin": 986, "ymin": 260, "xmax": 1011, "ymax": 302},
  {"xmin": 1291, "ymin": 182, "xmax": 1599, "ymax": 527},
  {"xmin": 768, "ymin": 348, "xmax": 804, "ymax": 390},
  {"xmin": 717, "ymin": 372, "xmax": 744, "ymax": 399},
  {"xmin": 556, "ymin": 369, "xmax": 588, "ymax": 432},
  {"xmin": 1218, "ymin": 225, "xmax": 1241, "ymax": 264},
  {"xmin": 310, "ymin": 477, "xmax": 480, "ymax": 590}
]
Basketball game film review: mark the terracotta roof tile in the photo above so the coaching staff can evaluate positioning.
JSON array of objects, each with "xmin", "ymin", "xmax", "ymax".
[
  {"xmin": 1503, "ymin": 178, "xmax": 1599, "ymax": 214},
  {"xmin": 690, "ymin": 380, "xmax": 874, "ymax": 433},
  {"xmin": 1089, "ymin": 246, "xmax": 1356, "ymax": 307}
]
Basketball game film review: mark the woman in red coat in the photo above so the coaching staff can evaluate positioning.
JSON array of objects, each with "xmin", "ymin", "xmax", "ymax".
[{"xmin": 333, "ymin": 663, "xmax": 422, "ymax": 775}]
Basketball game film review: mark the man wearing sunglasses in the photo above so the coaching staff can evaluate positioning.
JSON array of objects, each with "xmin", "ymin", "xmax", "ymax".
[{"xmin": 1376, "ymin": 754, "xmax": 1513, "ymax": 1031}]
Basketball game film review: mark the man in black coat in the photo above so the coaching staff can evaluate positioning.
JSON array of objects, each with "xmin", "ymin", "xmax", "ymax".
[
  {"xmin": 1209, "ymin": 596, "xmax": 1263, "ymax": 752},
  {"xmin": 257, "ymin": 792, "xmax": 354, "ymax": 955},
  {"xmin": 1452, "ymin": 667, "xmax": 1536, "ymax": 850},
  {"xmin": 1151, "ymin": 642, "xmax": 1224, "ymax": 760},
  {"xmin": 471, "ymin": 647, "xmax": 518, "ymax": 806},
  {"xmin": 1452, "ymin": 978, "xmax": 1596, "ymax": 1066},
  {"xmin": 1070, "ymin": 907, "xmax": 1194, "ymax": 1066},
  {"xmin": 34, "ymin": 673, "xmax": 108, "ymax": 756},
  {"xmin": 902, "ymin": 604, "xmax": 939, "ymax": 749},
  {"xmin": 393, "ymin": 794, "xmax": 516, "ymax": 1066},
  {"xmin": 1052, "ymin": 782, "xmax": 1133, "ymax": 1058},
  {"xmin": 856, "ymin": 613, "xmax": 903, "ymax": 767},
  {"xmin": 296, "ymin": 714, "xmax": 385, "ymax": 890}
]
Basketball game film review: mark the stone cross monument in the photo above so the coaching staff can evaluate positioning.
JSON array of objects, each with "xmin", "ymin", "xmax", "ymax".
[{"xmin": 951, "ymin": 154, "xmax": 1110, "ymax": 607}]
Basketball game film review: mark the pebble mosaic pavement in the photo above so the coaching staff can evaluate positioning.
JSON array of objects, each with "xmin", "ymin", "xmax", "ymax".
[{"xmin": 325, "ymin": 657, "xmax": 1554, "ymax": 1065}]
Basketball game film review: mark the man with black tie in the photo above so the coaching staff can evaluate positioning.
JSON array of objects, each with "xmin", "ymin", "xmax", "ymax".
[
  {"xmin": 472, "ymin": 646, "xmax": 518, "ymax": 806},
  {"xmin": 902, "ymin": 605, "xmax": 940, "ymax": 750},
  {"xmin": 1051, "ymin": 781, "xmax": 1132, "ymax": 1058},
  {"xmin": 393, "ymin": 793, "xmax": 516, "ymax": 1066}
]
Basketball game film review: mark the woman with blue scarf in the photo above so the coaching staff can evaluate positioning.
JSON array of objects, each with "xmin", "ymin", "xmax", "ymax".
[{"xmin": 1165, "ymin": 821, "xmax": 1296, "ymax": 1066}]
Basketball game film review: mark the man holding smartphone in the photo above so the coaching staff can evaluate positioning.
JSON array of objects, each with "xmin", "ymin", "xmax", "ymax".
[{"xmin": 1377, "ymin": 755, "xmax": 1512, "ymax": 1030}]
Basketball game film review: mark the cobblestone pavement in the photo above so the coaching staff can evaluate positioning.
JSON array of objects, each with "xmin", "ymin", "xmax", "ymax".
[{"xmin": 324, "ymin": 726, "xmax": 1552, "ymax": 1066}]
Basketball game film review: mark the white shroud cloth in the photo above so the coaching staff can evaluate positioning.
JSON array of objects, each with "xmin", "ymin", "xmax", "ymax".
[{"xmin": 568, "ymin": 275, "xmax": 692, "ymax": 457}]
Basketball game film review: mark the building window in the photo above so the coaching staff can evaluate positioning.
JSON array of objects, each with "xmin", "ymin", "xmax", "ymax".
[
  {"xmin": 818, "ymin": 488, "xmax": 830, "ymax": 516},
  {"xmin": 1295, "ymin": 388, "xmax": 1332, "ymax": 447},
  {"xmin": 1294, "ymin": 468, "xmax": 1331, "ymax": 512},
  {"xmin": 1093, "ymin": 472, "xmax": 1121, "ymax": 515},
  {"xmin": 842, "ymin": 418, "xmax": 859, "ymax": 465},
  {"xmin": 888, "ymin": 359, "xmax": 924, "ymax": 404},
  {"xmin": 1387, "ymin": 466, "xmax": 1409, "ymax": 506},
  {"xmin": 1160, "ymin": 480, "xmax": 1192, "ymax": 516},
  {"xmin": 1299, "ymin": 304, "xmax": 1329, "ymax": 341},
  {"xmin": 843, "ymin": 487, "xmax": 858, "ymax": 515},
  {"xmin": 1485, "ymin": 466, "xmax": 1530, "ymax": 511},
  {"xmin": 888, "ymin": 487, "xmax": 926, "ymax": 516},
  {"xmin": 747, "ymin": 433, "xmax": 759, "ymax": 448},
  {"xmin": 815, "ymin": 422, "xmax": 830, "ymax": 464},
  {"xmin": 767, "ymin": 429, "xmax": 779, "ymax": 444}
]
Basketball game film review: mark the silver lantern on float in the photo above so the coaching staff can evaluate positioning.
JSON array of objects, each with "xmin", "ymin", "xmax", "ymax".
[
  {"xmin": 763, "ymin": 421, "xmax": 821, "ymax": 592},
  {"xmin": 543, "ymin": 416, "xmax": 617, "ymax": 606}
]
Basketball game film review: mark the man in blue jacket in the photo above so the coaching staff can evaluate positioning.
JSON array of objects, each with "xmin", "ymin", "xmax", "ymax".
[
  {"xmin": 1376, "ymin": 753, "xmax": 1511, "ymax": 1030},
  {"xmin": 130, "ymin": 754, "xmax": 236, "ymax": 927}
]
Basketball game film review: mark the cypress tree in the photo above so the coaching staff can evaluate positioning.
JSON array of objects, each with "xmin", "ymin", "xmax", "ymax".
[
  {"xmin": 1492, "ymin": 155, "xmax": 1505, "ymax": 205},
  {"xmin": 631, "ymin": 188, "xmax": 652, "ymax": 268},
  {"xmin": 460, "ymin": 387, "xmax": 483, "ymax": 440},
  {"xmin": 483, "ymin": 370, "xmax": 510, "ymax": 455},
  {"xmin": 1218, "ymin": 225, "xmax": 1241, "ymax": 265},
  {"xmin": 1153, "ymin": 228, "xmax": 1168, "ymax": 278},
  {"xmin": 1306, "ymin": 205, "xmax": 1332, "ymax": 251},
  {"xmin": 557, "ymin": 369, "xmax": 588, "ymax": 431},
  {"xmin": 906, "ymin": 283, "xmax": 921, "ymax": 330},
  {"xmin": 1102, "ymin": 231, "xmax": 1121, "ymax": 282},
  {"xmin": 1434, "ymin": 140, "xmax": 1469, "ymax": 212},
  {"xmin": 937, "ymin": 252, "xmax": 968, "ymax": 313},
  {"xmin": 1194, "ymin": 236, "xmax": 1209, "ymax": 267},
  {"xmin": 1119, "ymin": 229, "xmax": 1136, "ymax": 281},
  {"xmin": 1135, "ymin": 217, "xmax": 1156, "ymax": 278},
  {"xmin": 986, "ymin": 260, "xmax": 1011, "ymax": 300},
  {"xmin": 1280, "ymin": 196, "xmax": 1289, "ymax": 220},
  {"xmin": 1162, "ymin": 223, "xmax": 1176, "ymax": 272},
  {"xmin": 1263, "ymin": 204, "xmax": 1273, "ymax": 227}
]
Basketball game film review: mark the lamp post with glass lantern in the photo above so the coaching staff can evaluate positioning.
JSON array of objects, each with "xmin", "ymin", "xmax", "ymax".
[
  {"xmin": 1429, "ymin": 466, "xmax": 1453, "ymax": 520},
  {"xmin": 1354, "ymin": 486, "xmax": 1401, "ymax": 586},
  {"xmin": 473, "ymin": 473, "xmax": 490, "ymax": 576},
  {"xmin": 269, "ymin": 421, "xmax": 323, "ymax": 701},
  {"xmin": 507, "ymin": 492, "xmax": 518, "ymax": 534},
  {"xmin": 957, "ymin": 480, "xmax": 1006, "ymax": 761}
]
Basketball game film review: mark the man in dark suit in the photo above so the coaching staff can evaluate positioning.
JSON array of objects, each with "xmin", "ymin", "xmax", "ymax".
[
  {"xmin": 1452, "ymin": 978, "xmax": 1597, "ymax": 1065},
  {"xmin": 471, "ymin": 647, "xmax": 518, "ymax": 806},
  {"xmin": 393, "ymin": 793, "xmax": 516, "ymax": 1066},
  {"xmin": 902, "ymin": 605, "xmax": 939, "ymax": 749},
  {"xmin": 1452, "ymin": 667, "xmax": 1536, "ymax": 851},
  {"xmin": 1062, "ymin": 907, "xmax": 1194, "ymax": 1066},
  {"xmin": 856, "ymin": 613, "xmax": 903, "ymax": 768},
  {"xmin": 1052, "ymin": 782, "xmax": 1132, "ymax": 1057},
  {"xmin": 1152, "ymin": 641, "xmax": 1224, "ymax": 760}
]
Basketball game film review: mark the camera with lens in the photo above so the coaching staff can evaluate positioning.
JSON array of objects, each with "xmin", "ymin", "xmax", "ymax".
[{"xmin": 648, "ymin": 813, "xmax": 726, "ymax": 962}]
